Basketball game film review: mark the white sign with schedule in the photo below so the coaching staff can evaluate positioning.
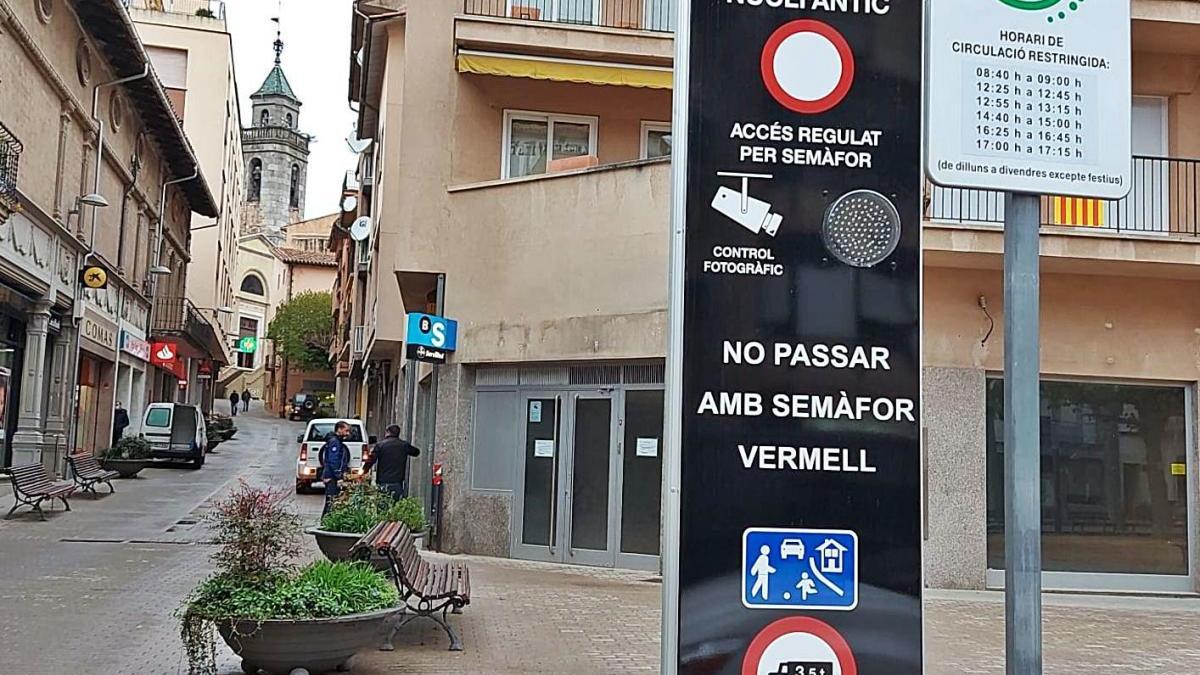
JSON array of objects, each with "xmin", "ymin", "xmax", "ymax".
[{"xmin": 926, "ymin": 0, "xmax": 1130, "ymax": 199}]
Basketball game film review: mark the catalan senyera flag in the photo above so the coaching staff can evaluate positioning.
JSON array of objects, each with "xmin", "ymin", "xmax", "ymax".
[{"xmin": 1050, "ymin": 196, "xmax": 1105, "ymax": 227}]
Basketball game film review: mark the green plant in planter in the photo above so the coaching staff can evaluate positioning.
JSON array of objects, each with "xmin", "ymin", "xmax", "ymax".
[
  {"xmin": 319, "ymin": 481, "xmax": 426, "ymax": 534},
  {"xmin": 179, "ymin": 482, "xmax": 398, "ymax": 675},
  {"xmin": 384, "ymin": 496, "xmax": 426, "ymax": 534},
  {"xmin": 101, "ymin": 436, "xmax": 153, "ymax": 460}
]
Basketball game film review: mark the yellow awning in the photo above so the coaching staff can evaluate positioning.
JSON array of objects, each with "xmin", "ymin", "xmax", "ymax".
[{"xmin": 456, "ymin": 52, "xmax": 672, "ymax": 90}]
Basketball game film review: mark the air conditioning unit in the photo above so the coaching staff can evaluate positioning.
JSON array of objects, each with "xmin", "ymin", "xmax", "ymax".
[{"xmin": 352, "ymin": 325, "xmax": 366, "ymax": 355}]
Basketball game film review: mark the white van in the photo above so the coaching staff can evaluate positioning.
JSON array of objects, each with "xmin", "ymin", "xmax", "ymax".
[
  {"xmin": 295, "ymin": 418, "xmax": 374, "ymax": 493},
  {"xmin": 142, "ymin": 402, "xmax": 207, "ymax": 468}
]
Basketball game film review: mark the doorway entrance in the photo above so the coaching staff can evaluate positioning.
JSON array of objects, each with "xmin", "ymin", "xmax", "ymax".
[{"xmin": 512, "ymin": 388, "xmax": 664, "ymax": 570}]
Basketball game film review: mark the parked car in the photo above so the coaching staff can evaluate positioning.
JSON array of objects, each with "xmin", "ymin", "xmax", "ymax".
[
  {"xmin": 142, "ymin": 403, "xmax": 207, "ymax": 468},
  {"xmin": 288, "ymin": 393, "xmax": 321, "ymax": 421},
  {"xmin": 295, "ymin": 418, "xmax": 376, "ymax": 493}
]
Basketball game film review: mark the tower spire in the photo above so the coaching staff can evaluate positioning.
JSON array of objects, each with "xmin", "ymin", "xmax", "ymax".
[{"xmin": 271, "ymin": 16, "xmax": 283, "ymax": 65}]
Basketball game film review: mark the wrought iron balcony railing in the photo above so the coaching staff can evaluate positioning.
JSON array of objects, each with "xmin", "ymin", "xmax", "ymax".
[
  {"xmin": 464, "ymin": 0, "xmax": 675, "ymax": 33},
  {"xmin": 0, "ymin": 122, "xmax": 22, "ymax": 211},
  {"xmin": 926, "ymin": 156, "xmax": 1200, "ymax": 236}
]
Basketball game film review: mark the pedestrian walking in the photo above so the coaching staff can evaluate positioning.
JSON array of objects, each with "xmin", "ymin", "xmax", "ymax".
[
  {"xmin": 229, "ymin": 391, "xmax": 240, "ymax": 416},
  {"xmin": 319, "ymin": 421, "xmax": 353, "ymax": 516},
  {"xmin": 362, "ymin": 424, "xmax": 421, "ymax": 500},
  {"xmin": 750, "ymin": 545, "xmax": 775, "ymax": 600},
  {"xmin": 112, "ymin": 401, "xmax": 129, "ymax": 446},
  {"xmin": 241, "ymin": 389, "xmax": 251, "ymax": 412}
]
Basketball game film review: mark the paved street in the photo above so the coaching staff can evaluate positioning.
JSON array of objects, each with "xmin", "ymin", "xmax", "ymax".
[{"xmin": 1, "ymin": 407, "xmax": 1199, "ymax": 674}]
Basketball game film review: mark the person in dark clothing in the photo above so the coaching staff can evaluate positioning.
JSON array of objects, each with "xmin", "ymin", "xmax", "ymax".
[
  {"xmin": 229, "ymin": 391, "xmax": 240, "ymax": 416},
  {"xmin": 362, "ymin": 424, "xmax": 420, "ymax": 500},
  {"xmin": 112, "ymin": 401, "xmax": 130, "ymax": 446},
  {"xmin": 241, "ymin": 389, "xmax": 251, "ymax": 412},
  {"xmin": 319, "ymin": 421, "xmax": 353, "ymax": 516}
]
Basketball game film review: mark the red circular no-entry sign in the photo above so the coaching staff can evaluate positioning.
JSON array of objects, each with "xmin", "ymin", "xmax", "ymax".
[
  {"xmin": 761, "ymin": 20, "xmax": 855, "ymax": 114},
  {"xmin": 742, "ymin": 616, "xmax": 857, "ymax": 675}
]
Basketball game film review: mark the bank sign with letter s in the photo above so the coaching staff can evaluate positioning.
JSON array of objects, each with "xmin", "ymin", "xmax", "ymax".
[{"xmin": 405, "ymin": 312, "xmax": 458, "ymax": 363}]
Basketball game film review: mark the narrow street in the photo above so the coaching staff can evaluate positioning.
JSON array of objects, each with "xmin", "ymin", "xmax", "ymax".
[{"xmin": 2, "ymin": 408, "xmax": 1200, "ymax": 674}]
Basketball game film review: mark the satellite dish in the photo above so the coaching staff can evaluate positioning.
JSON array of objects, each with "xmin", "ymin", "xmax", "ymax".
[
  {"xmin": 341, "ymin": 195, "xmax": 358, "ymax": 213},
  {"xmin": 349, "ymin": 216, "xmax": 371, "ymax": 242},
  {"xmin": 346, "ymin": 135, "xmax": 372, "ymax": 154}
]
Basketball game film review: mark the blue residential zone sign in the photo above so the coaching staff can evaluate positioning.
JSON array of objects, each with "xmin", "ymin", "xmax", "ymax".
[{"xmin": 742, "ymin": 528, "xmax": 859, "ymax": 611}]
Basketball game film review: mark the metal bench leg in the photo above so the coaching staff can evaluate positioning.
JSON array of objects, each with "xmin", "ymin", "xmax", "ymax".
[
  {"xmin": 451, "ymin": 604, "xmax": 463, "ymax": 615},
  {"xmin": 5, "ymin": 499, "xmax": 20, "ymax": 519},
  {"xmin": 104, "ymin": 479, "xmax": 115, "ymax": 494},
  {"xmin": 60, "ymin": 496, "xmax": 71, "ymax": 512},
  {"xmin": 32, "ymin": 498, "xmax": 47, "ymax": 521},
  {"xmin": 379, "ymin": 613, "xmax": 417, "ymax": 652},
  {"xmin": 432, "ymin": 607, "xmax": 463, "ymax": 652}
]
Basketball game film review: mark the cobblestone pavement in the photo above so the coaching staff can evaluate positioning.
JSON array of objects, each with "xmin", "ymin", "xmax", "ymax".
[{"xmin": 2, "ymin": 405, "xmax": 1200, "ymax": 674}]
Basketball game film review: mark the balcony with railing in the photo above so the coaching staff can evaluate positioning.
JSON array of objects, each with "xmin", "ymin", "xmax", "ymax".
[
  {"xmin": 151, "ymin": 297, "xmax": 229, "ymax": 364},
  {"xmin": 241, "ymin": 127, "xmax": 310, "ymax": 153},
  {"xmin": 926, "ymin": 156, "xmax": 1200, "ymax": 237},
  {"xmin": 0, "ymin": 122, "xmax": 22, "ymax": 216},
  {"xmin": 465, "ymin": 0, "xmax": 674, "ymax": 32},
  {"xmin": 457, "ymin": 0, "xmax": 674, "ymax": 69},
  {"xmin": 123, "ymin": 0, "xmax": 225, "ymax": 20}
]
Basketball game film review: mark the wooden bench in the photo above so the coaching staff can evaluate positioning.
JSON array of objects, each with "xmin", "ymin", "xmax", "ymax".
[
  {"xmin": 5, "ymin": 464, "xmax": 76, "ymax": 520},
  {"xmin": 351, "ymin": 521, "xmax": 471, "ymax": 651},
  {"xmin": 67, "ymin": 453, "xmax": 119, "ymax": 495}
]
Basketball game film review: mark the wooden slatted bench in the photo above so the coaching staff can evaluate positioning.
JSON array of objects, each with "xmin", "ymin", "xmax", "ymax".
[
  {"xmin": 67, "ymin": 453, "xmax": 119, "ymax": 495},
  {"xmin": 5, "ymin": 464, "xmax": 76, "ymax": 520},
  {"xmin": 351, "ymin": 521, "xmax": 471, "ymax": 651}
]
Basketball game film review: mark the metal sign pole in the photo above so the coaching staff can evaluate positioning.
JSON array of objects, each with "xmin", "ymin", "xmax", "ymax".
[{"xmin": 1002, "ymin": 192, "xmax": 1042, "ymax": 675}]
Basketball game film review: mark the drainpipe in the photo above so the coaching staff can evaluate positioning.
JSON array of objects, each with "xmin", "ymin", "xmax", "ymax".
[
  {"xmin": 89, "ymin": 65, "xmax": 149, "ymax": 253},
  {"xmin": 147, "ymin": 170, "xmax": 198, "ymax": 403},
  {"xmin": 422, "ymin": 274, "xmax": 446, "ymax": 516},
  {"xmin": 64, "ymin": 65, "xmax": 149, "ymax": 461}
]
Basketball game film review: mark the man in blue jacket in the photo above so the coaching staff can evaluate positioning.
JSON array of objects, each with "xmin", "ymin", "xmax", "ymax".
[{"xmin": 319, "ymin": 421, "xmax": 353, "ymax": 516}]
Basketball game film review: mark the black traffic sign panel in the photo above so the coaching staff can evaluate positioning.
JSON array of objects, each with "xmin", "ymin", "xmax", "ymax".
[{"xmin": 672, "ymin": 2, "xmax": 923, "ymax": 674}]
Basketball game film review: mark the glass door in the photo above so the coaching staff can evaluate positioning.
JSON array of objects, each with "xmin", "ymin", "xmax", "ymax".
[
  {"xmin": 563, "ymin": 392, "xmax": 617, "ymax": 566},
  {"xmin": 616, "ymin": 389, "xmax": 664, "ymax": 570},
  {"xmin": 512, "ymin": 394, "xmax": 564, "ymax": 563}
]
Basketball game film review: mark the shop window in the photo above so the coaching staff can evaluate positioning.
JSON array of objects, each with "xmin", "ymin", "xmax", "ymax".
[
  {"xmin": 502, "ymin": 111, "xmax": 597, "ymax": 179},
  {"xmin": 640, "ymin": 122, "xmax": 672, "ymax": 159},
  {"xmin": 985, "ymin": 378, "xmax": 1190, "ymax": 576}
]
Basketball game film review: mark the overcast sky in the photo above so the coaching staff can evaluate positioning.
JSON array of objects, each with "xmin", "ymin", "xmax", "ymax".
[{"xmin": 225, "ymin": 0, "xmax": 356, "ymax": 220}]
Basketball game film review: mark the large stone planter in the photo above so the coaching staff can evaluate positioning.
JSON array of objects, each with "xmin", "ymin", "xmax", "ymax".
[
  {"xmin": 307, "ymin": 527, "xmax": 427, "ymax": 570},
  {"xmin": 99, "ymin": 458, "xmax": 151, "ymax": 478},
  {"xmin": 217, "ymin": 607, "xmax": 401, "ymax": 675}
]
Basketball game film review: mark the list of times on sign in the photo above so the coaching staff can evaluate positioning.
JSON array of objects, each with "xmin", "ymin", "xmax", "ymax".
[
  {"xmin": 926, "ymin": 0, "xmax": 1131, "ymax": 199},
  {"xmin": 965, "ymin": 63, "xmax": 1097, "ymax": 164}
]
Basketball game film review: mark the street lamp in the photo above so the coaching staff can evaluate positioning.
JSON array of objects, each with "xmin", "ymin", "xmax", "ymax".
[
  {"xmin": 148, "ymin": 265, "xmax": 172, "ymax": 276},
  {"xmin": 79, "ymin": 192, "xmax": 109, "ymax": 208}
]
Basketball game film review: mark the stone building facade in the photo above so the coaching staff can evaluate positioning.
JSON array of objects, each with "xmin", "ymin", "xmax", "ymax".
[
  {"xmin": 0, "ymin": 0, "xmax": 216, "ymax": 471},
  {"xmin": 239, "ymin": 35, "xmax": 309, "ymax": 244}
]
